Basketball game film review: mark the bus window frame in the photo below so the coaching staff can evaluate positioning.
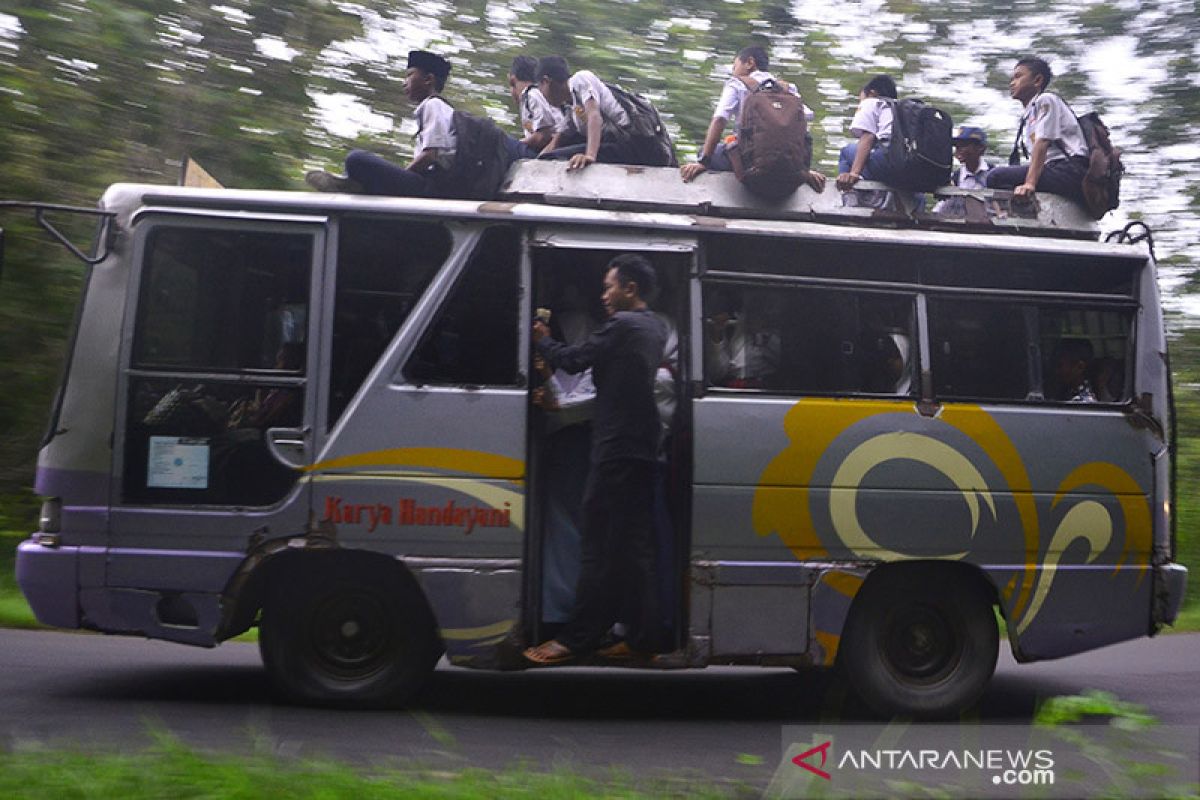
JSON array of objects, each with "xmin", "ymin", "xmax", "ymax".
[{"xmin": 115, "ymin": 211, "xmax": 328, "ymax": 510}]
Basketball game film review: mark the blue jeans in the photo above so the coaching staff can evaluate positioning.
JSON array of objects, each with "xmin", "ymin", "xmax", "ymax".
[{"xmin": 839, "ymin": 141, "xmax": 893, "ymax": 181}]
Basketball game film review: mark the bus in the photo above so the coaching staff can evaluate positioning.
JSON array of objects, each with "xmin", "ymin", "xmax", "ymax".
[{"xmin": 9, "ymin": 162, "xmax": 1188, "ymax": 718}]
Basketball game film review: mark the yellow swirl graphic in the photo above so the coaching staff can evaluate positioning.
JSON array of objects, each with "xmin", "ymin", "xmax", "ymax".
[
  {"xmin": 754, "ymin": 398, "xmax": 914, "ymax": 558},
  {"xmin": 830, "ymin": 432, "xmax": 996, "ymax": 559},
  {"xmin": 1017, "ymin": 500, "xmax": 1113, "ymax": 634},
  {"xmin": 305, "ymin": 447, "xmax": 525, "ymax": 481}
]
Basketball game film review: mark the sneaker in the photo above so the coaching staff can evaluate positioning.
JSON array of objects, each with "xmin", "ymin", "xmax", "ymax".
[{"xmin": 305, "ymin": 170, "xmax": 363, "ymax": 194}]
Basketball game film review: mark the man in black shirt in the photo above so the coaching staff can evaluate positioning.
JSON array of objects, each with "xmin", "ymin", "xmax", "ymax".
[{"xmin": 524, "ymin": 254, "xmax": 668, "ymax": 664}]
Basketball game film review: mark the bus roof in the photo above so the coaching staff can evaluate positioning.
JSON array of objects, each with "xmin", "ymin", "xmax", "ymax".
[{"xmin": 100, "ymin": 162, "xmax": 1145, "ymax": 263}]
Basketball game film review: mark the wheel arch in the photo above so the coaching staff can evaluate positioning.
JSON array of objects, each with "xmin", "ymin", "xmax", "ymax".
[{"xmin": 216, "ymin": 544, "xmax": 439, "ymax": 648}]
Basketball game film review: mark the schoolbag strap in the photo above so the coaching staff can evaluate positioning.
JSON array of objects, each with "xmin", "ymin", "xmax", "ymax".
[
  {"xmin": 1009, "ymin": 115, "xmax": 1027, "ymax": 166},
  {"xmin": 736, "ymin": 74, "xmax": 760, "ymax": 92}
]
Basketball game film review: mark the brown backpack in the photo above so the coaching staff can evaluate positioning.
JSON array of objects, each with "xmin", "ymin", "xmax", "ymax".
[
  {"xmin": 1074, "ymin": 111, "xmax": 1123, "ymax": 220},
  {"xmin": 734, "ymin": 77, "xmax": 811, "ymax": 200}
]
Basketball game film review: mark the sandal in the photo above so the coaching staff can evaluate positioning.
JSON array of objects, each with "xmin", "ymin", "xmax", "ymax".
[
  {"xmin": 596, "ymin": 640, "xmax": 649, "ymax": 663},
  {"xmin": 523, "ymin": 639, "xmax": 575, "ymax": 666}
]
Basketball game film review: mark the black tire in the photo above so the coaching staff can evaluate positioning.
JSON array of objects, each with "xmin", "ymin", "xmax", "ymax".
[
  {"xmin": 839, "ymin": 566, "xmax": 998, "ymax": 719},
  {"xmin": 259, "ymin": 559, "xmax": 440, "ymax": 707}
]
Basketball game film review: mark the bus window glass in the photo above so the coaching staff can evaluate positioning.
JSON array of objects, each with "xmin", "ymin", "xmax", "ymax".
[
  {"xmin": 403, "ymin": 226, "xmax": 521, "ymax": 386},
  {"xmin": 702, "ymin": 283, "xmax": 915, "ymax": 395},
  {"xmin": 929, "ymin": 299, "xmax": 1030, "ymax": 401},
  {"xmin": 1039, "ymin": 307, "xmax": 1132, "ymax": 403},
  {"xmin": 134, "ymin": 229, "xmax": 311, "ymax": 371},
  {"xmin": 329, "ymin": 217, "xmax": 452, "ymax": 425},
  {"xmin": 125, "ymin": 226, "xmax": 314, "ymax": 506}
]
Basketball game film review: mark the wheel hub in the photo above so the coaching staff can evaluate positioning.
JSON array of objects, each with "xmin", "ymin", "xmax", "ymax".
[{"xmin": 884, "ymin": 604, "xmax": 960, "ymax": 682}]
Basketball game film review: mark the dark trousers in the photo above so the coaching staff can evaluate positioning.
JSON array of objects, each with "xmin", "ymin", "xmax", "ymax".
[
  {"xmin": 985, "ymin": 155, "xmax": 1088, "ymax": 203},
  {"xmin": 538, "ymin": 134, "xmax": 639, "ymax": 166},
  {"xmin": 345, "ymin": 149, "xmax": 433, "ymax": 197},
  {"xmin": 346, "ymin": 140, "xmax": 524, "ymax": 198},
  {"xmin": 556, "ymin": 458, "xmax": 662, "ymax": 654}
]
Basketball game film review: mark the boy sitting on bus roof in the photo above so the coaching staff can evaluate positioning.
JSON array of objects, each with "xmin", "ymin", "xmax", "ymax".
[
  {"xmin": 509, "ymin": 55, "xmax": 563, "ymax": 159},
  {"xmin": 985, "ymin": 57, "xmax": 1089, "ymax": 204},
  {"xmin": 535, "ymin": 56, "xmax": 636, "ymax": 171},
  {"xmin": 306, "ymin": 50, "xmax": 458, "ymax": 197},
  {"xmin": 835, "ymin": 74, "xmax": 900, "ymax": 193},
  {"xmin": 679, "ymin": 45, "xmax": 826, "ymax": 192}
]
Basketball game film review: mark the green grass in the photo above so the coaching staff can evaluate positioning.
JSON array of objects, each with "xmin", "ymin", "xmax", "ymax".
[
  {"xmin": 0, "ymin": 735, "xmax": 740, "ymax": 800},
  {"xmin": 0, "ymin": 531, "xmax": 41, "ymax": 630}
]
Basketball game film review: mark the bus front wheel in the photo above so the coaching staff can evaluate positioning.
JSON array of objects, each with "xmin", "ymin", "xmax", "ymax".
[
  {"xmin": 840, "ymin": 566, "xmax": 998, "ymax": 719},
  {"xmin": 259, "ymin": 559, "xmax": 440, "ymax": 707}
]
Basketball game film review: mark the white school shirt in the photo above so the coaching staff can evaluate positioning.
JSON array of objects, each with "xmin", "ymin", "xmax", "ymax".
[
  {"xmin": 414, "ymin": 96, "xmax": 456, "ymax": 169},
  {"xmin": 520, "ymin": 85, "xmax": 563, "ymax": 136},
  {"xmin": 712, "ymin": 70, "xmax": 814, "ymax": 137},
  {"xmin": 1022, "ymin": 93, "xmax": 1088, "ymax": 163},
  {"xmin": 930, "ymin": 160, "xmax": 993, "ymax": 214},
  {"xmin": 555, "ymin": 70, "xmax": 630, "ymax": 136},
  {"xmin": 849, "ymin": 97, "xmax": 893, "ymax": 142}
]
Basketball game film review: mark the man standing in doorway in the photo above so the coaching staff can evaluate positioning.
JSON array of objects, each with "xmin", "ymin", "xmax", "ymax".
[{"xmin": 524, "ymin": 254, "xmax": 668, "ymax": 664}]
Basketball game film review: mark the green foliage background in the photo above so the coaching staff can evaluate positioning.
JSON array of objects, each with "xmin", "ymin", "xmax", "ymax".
[{"xmin": 0, "ymin": 1, "xmax": 1197, "ymax": 611}]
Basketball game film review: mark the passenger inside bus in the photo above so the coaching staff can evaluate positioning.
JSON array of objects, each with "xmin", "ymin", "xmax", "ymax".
[
  {"xmin": 704, "ymin": 288, "xmax": 782, "ymax": 389},
  {"xmin": 532, "ymin": 283, "xmax": 600, "ymax": 628},
  {"xmin": 1050, "ymin": 338, "xmax": 1098, "ymax": 402},
  {"xmin": 529, "ymin": 252, "xmax": 687, "ymax": 656}
]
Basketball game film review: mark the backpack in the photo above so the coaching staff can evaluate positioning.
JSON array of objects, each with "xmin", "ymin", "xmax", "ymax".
[
  {"xmin": 735, "ymin": 78, "xmax": 811, "ymax": 200},
  {"xmin": 1011, "ymin": 94, "xmax": 1123, "ymax": 219},
  {"xmin": 437, "ymin": 110, "xmax": 512, "ymax": 200},
  {"xmin": 603, "ymin": 83, "xmax": 679, "ymax": 167},
  {"xmin": 1069, "ymin": 110, "xmax": 1123, "ymax": 220},
  {"xmin": 883, "ymin": 98, "xmax": 953, "ymax": 191}
]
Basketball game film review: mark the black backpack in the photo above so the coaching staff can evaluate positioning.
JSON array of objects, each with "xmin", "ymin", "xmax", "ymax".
[
  {"xmin": 883, "ymin": 98, "xmax": 953, "ymax": 191},
  {"xmin": 736, "ymin": 78, "xmax": 811, "ymax": 200},
  {"xmin": 604, "ymin": 83, "xmax": 679, "ymax": 167},
  {"xmin": 437, "ymin": 110, "xmax": 512, "ymax": 200}
]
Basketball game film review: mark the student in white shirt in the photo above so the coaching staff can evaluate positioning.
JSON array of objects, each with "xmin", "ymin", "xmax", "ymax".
[
  {"xmin": 306, "ymin": 50, "xmax": 456, "ymax": 197},
  {"xmin": 932, "ymin": 126, "xmax": 993, "ymax": 214},
  {"xmin": 679, "ymin": 45, "xmax": 826, "ymax": 192},
  {"xmin": 536, "ymin": 55, "xmax": 635, "ymax": 171},
  {"xmin": 836, "ymin": 74, "xmax": 899, "ymax": 192},
  {"xmin": 985, "ymin": 56, "xmax": 1089, "ymax": 203},
  {"xmin": 508, "ymin": 55, "xmax": 563, "ymax": 158}
]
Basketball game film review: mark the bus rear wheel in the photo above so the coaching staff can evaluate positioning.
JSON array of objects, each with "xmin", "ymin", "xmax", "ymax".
[
  {"xmin": 840, "ymin": 566, "xmax": 998, "ymax": 719},
  {"xmin": 259, "ymin": 560, "xmax": 440, "ymax": 707}
]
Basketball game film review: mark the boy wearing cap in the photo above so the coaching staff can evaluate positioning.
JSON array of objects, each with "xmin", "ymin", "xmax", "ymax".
[
  {"xmin": 509, "ymin": 55, "xmax": 562, "ymax": 157},
  {"xmin": 985, "ymin": 56, "xmax": 1088, "ymax": 203},
  {"xmin": 306, "ymin": 50, "xmax": 457, "ymax": 196},
  {"xmin": 679, "ymin": 45, "xmax": 826, "ymax": 192},
  {"xmin": 932, "ymin": 126, "xmax": 992, "ymax": 214},
  {"xmin": 536, "ymin": 55, "xmax": 634, "ymax": 171}
]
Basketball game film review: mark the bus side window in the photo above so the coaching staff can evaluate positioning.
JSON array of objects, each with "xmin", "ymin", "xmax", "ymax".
[
  {"xmin": 929, "ymin": 299, "xmax": 1030, "ymax": 401},
  {"xmin": 700, "ymin": 283, "xmax": 915, "ymax": 396},
  {"xmin": 1038, "ymin": 307, "xmax": 1132, "ymax": 403},
  {"xmin": 125, "ymin": 227, "xmax": 313, "ymax": 507},
  {"xmin": 328, "ymin": 217, "xmax": 452, "ymax": 426},
  {"xmin": 402, "ymin": 226, "xmax": 521, "ymax": 387}
]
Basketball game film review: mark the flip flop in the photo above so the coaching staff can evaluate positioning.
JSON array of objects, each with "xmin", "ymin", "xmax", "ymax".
[
  {"xmin": 523, "ymin": 639, "xmax": 575, "ymax": 666},
  {"xmin": 596, "ymin": 641, "xmax": 649, "ymax": 663}
]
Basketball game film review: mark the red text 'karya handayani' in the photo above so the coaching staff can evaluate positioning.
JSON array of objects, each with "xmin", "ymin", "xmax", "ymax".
[{"xmin": 321, "ymin": 495, "xmax": 513, "ymax": 533}]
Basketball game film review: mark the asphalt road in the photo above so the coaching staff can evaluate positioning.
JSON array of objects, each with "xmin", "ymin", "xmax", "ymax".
[{"xmin": 1, "ymin": 628, "xmax": 1197, "ymax": 788}]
